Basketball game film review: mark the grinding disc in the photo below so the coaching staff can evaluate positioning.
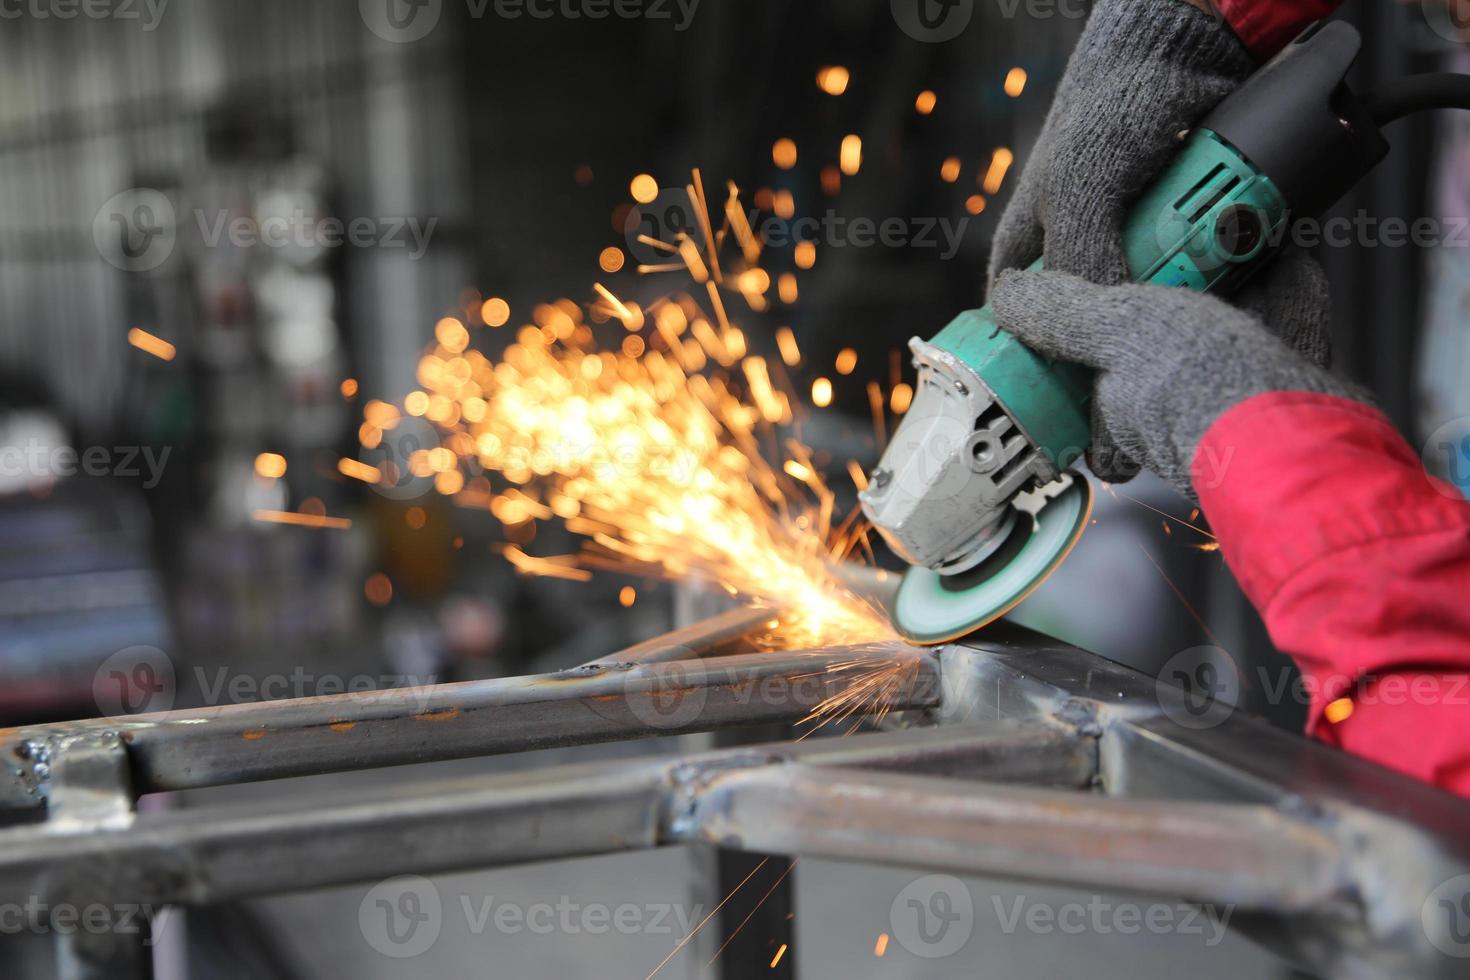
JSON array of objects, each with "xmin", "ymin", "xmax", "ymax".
[{"xmin": 889, "ymin": 476, "xmax": 1092, "ymax": 645}]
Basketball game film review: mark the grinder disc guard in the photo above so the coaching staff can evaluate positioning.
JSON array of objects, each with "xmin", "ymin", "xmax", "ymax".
[{"xmin": 889, "ymin": 476, "xmax": 1092, "ymax": 644}]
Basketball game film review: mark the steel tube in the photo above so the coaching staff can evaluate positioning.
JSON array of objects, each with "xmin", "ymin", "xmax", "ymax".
[
  {"xmin": 679, "ymin": 764, "xmax": 1350, "ymax": 913},
  {"xmin": 0, "ymin": 724, "xmax": 1093, "ymax": 905},
  {"xmin": 1, "ymin": 643, "xmax": 938, "ymax": 809},
  {"xmin": 580, "ymin": 605, "xmax": 778, "ymax": 666}
]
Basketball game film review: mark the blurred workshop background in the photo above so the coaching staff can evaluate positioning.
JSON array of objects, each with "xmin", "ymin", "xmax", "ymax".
[{"xmin": 0, "ymin": 0, "xmax": 1465, "ymax": 977}]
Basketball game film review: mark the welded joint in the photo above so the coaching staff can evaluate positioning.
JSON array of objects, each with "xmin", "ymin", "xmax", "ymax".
[
  {"xmin": 662, "ymin": 750, "xmax": 785, "ymax": 842},
  {"xmin": 30, "ymin": 731, "xmax": 137, "ymax": 831},
  {"xmin": 7, "ymin": 737, "xmax": 48, "ymax": 807}
]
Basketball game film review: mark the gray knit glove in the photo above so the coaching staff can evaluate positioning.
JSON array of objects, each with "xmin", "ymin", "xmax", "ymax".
[
  {"xmin": 989, "ymin": 0, "xmax": 1255, "ymax": 481},
  {"xmin": 990, "ymin": 258, "xmax": 1361, "ymax": 500}
]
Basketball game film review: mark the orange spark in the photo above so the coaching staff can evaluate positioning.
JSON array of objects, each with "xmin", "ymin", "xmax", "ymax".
[
  {"xmin": 254, "ymin": 453, "xmax": 287, "ymax": 479},
  {"xmin": 338, "ymin": 458, "xmax": 383, "ymax": 484},
  {"xmin": 252, "ymin": 510, "xmax": 351, "ymax": 530},
  {"xmin": 127, "ymin": 327, "xmax": 175, "ymax": 361},
  {"xmin": 816, "ymin": 66, "xmax": 849, "ymax": 95},
  {"xmin": 983, "ymin": 148, "xmax": 1015, "ymax": 194}
]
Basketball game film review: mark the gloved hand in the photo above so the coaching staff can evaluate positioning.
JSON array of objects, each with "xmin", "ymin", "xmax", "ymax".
[
  {"xmin": 989, "ymin": 0, "xmax": 1256, "ymax": 481},
  {"xmin": 989, "ymin": 256, "xmax": 1363, "ymax": 500}
]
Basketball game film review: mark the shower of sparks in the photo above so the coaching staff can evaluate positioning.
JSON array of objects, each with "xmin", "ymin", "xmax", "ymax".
[
  {"xmin": 798, "ymin": 653, "xmax": 925, "ymax": 734},
  {"xmin": 360, "ymin": 172, "xmax": 896, "ymax": 648}
]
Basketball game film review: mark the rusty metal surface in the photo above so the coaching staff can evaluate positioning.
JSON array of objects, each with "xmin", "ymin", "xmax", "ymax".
[{"xmin": 0, "ymin": 642, "xmax": 939, "ymax": 810}]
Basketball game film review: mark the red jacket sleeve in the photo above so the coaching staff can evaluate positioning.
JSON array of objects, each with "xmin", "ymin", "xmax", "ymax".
[
  {"xmin": 1192, "ymin": 391, "xmax": 1470, "ymax": 796},
  {"xmin": 1213, "ymin": 0, "xmax": 1344, "ymax": 58}
]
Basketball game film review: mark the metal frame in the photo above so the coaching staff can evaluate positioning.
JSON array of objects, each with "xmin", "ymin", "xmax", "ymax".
[{"xmin": 2, "ymin": 616, "xmax": 1468, "ymax": 979}]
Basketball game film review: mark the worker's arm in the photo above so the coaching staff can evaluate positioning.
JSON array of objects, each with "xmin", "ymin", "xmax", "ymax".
[
  {"xmin": 1205, "ymin": 0, "xmax": 1346, "ymax": 58},
  {"xmin": 988, "ymin": 0, "xmax": 1340, "ymax": 483},
  {"xmin": 1196, "ymin": 394, "xmax": 1470, "ymax": 793},
  {"xmin": 989, "ymin": 267, "xmax": 1470, "ymax": 799}
]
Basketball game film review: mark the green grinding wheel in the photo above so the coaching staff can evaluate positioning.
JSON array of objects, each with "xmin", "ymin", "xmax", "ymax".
[{"xmin": 889, "ymin": 476, "xmax": 1092, "ymax": 645}]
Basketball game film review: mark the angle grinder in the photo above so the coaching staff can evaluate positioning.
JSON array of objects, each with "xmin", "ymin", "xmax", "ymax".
[{"xmin": 861, "ymin": 21, "xmax": 1470, "ymax": 644}]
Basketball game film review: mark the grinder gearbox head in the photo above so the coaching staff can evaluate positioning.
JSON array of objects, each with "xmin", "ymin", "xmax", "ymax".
[{"xmin": 859, "ymin": 335, "xmax": 1092, "ymax": 644}]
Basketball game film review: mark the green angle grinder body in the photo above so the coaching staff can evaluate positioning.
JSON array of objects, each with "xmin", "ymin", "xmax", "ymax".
[{"xmin": 862, "ymin": 22, "xmax": 1392, "ymax": 644}]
